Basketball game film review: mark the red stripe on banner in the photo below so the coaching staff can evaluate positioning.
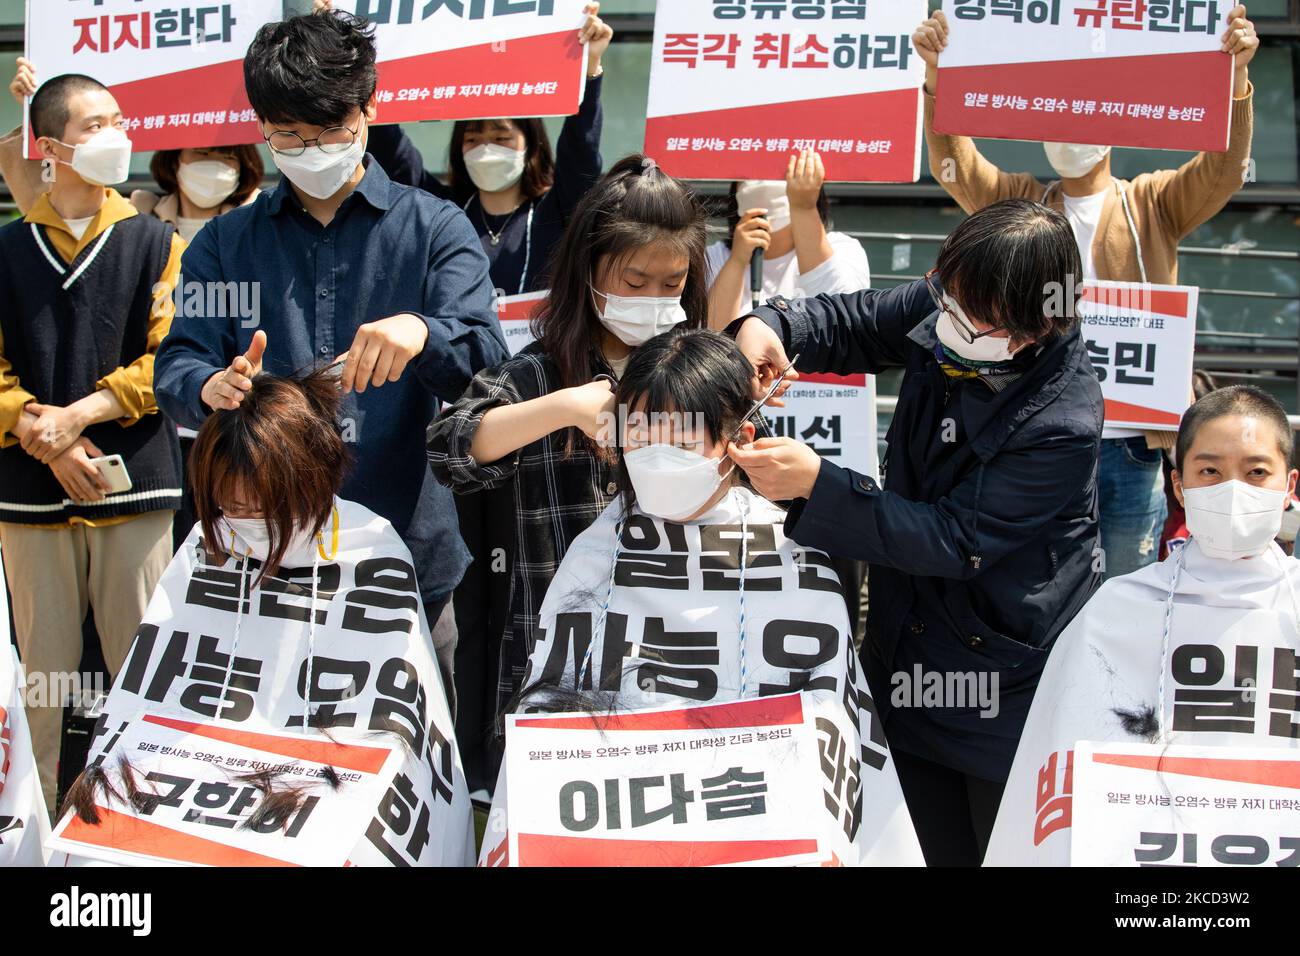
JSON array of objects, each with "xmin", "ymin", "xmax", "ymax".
[
  {"xmin": 933, "ymin": 51, "xmax": 1232, "ymax": 152},
  {"xmin": 793, "ymin": 372, "xmax": 868, "ymax": 387},
  {"xmin": 1081, "ymin": 285, "xmax": 1190, "ymax": 319},
  {"xmin": 26, "ymin": 58, "xmax": 261, "ymax": 157},
  {"xmin": 513, "ymin": 692, "xmax": 804, "ymax": 732},
  {"xmin": 1092, "ymin": 752, "xmax": 1300, "ymax": 790},
  {"xmin": 140, "ymin": 714, "xmax": 390, "ymax": 774},
  {"xmin": 645, "ymin": 88, "xmax": 921, "ymax": 182},
  {"xmin": 373, "ymin": 31, "xmax": 584, "ymax": 123},
  {"xmin": 515, "ymin": 832, "xmax": 820, "ymax": 866},
  {"xmin": 1104, "ymin": 398, "xmax": 1182, "ymax": 428},
  {"xmin": 60, "ymin": 805, "xmax": 297, "ymax": 867}
]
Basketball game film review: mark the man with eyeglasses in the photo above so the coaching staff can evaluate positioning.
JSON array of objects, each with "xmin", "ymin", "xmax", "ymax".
[
  {"xmin": 726, "ymin": 198, "xmax": 1105, "ymax": 866},
  {"xmin": 155, "ymin": 11, "xmax": 509, "ymax": 707}
]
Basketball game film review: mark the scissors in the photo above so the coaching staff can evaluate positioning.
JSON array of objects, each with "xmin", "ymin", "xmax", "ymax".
[{"xmin": 728, "ymin": 353, "xmax": 800, "ymax": 442}]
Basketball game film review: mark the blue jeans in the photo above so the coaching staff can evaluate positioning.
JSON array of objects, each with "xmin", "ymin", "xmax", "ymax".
[{"xmin": 1098, "ymin": 436, "xmax": 1168, "ymax": 580}]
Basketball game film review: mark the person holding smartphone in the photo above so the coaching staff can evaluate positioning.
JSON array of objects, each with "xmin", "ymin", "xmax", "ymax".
[{"xmin": 0, "ymin": 73, "xmax": 184, "ymax": 817}]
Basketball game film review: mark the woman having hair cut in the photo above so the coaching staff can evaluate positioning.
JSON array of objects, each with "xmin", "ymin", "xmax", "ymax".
[
  {"xmin": 427, "ymin": 155, "xmax": 709, "ymax": 772},
  {"xmin": 476, "ymin": 328, "xmax": 923, "ymax": 867},
  {"xmin": 52, "ymin": 369, "xmax": 473, "ymax": 867}
]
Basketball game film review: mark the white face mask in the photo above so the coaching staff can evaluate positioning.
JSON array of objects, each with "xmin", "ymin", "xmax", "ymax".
[
  {"xmin": 735, "ymin": 180, "xmax": 791, "ymax": 232},
  {"xmin": 1043, "ymin": 142, "xmax": 1111, "ymax": 180},
  {"xmin": 1182, "ymin": 479, "xmax": 1288, "ymax": 561},
  {"xmin": 934, "ymin": 294, "xmax": 1019, "ymax": 365},
  {"xmin": 463, "ymin": 142, "xmax": 526, "ymax": 193},
  {"xmin": 625, "ymin": 443, "xmax": 735, "ymax": 522},
  {"xmin": 271, "ymin": 123, "xmax": 365, "ymax": 201},
  {"xmin": 52, "ymin": 126, "xmax": 133, "ymax": 186},
  {"xmin": 222, "ymin": 515, "xmax": 324, "ymax": 569},
  {"xmin": 178, "ymin": 159, "xmax": 240, "ymax": 209},
  {"xmin": 592, "ymin": 284, "xmax": 688, "ymax": 347}
]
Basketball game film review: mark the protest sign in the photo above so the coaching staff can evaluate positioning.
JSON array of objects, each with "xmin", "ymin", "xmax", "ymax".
[
  {"xmin": 23, "ymin": 0, "xmax": 277, "ymax": 156},
  {"xmin": 934, "ymin": 0, "xmax": 1235, "ymax": 151},
  {"xmin": 492, "ymin": 292, "xmax": 880, "ymax": 479},
  {"xmin": 23, "ymin": 0, "xmax": 589, "ymax": 157},
  {"xmin": 46, "ymin": 499, "xmax": 476, "ymax": 867},
  {"xmin": 644, "ymin": 0, "xmax": 927, "ymax": 182},
  {"xmin": 1078, "ymin": 280, "xmax": 1198, "ymax": 430},
  {"xmin": 1073, "ymin": 741, "xmax": 1300, "ymax": 867},
  {"xmin": 336, "ymin": 0, "xmax": 590, "ymax": 122},
  {"xmin": 48, "ymin": 713, "xmax": 400, "ymax": 866}
]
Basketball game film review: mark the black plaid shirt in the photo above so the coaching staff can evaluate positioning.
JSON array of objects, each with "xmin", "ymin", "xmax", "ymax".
[{"xmin": 427, "ymin": 341, "xmax": 621, "ymax": 720}]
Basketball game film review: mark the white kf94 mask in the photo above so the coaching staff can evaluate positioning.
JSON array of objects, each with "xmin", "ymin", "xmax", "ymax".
[
  {"xmin": 1182, "ymin": 479, "xmax": 1288, "ymax": 560},
  {"xmin": 624, "ymin": 443, "xmax": 735, "ymax": 521}
]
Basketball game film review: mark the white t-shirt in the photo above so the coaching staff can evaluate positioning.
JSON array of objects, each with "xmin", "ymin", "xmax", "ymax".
[
  {"xmin": 1061, "ymin": 189, "xmax": 1107, "ymax": 281},
  {"xmin": 1062, "ymin": 188, "xmax": 1139, "ymax": 440},
  {"xmin": 705, "ymin": 231, "xmax": 872, "ymax": 313},
  {"xmin": 61, "ymin": 215, "xmax": 94, "ymax": 242},
  {"xmin": 176, "ymin": 216, "xmax": 208, "ymax": 244}
]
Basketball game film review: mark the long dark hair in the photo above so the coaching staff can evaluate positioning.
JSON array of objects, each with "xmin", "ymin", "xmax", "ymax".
[
  {"xmin": 189, "ymin": 368, "xmax": 351, "ymax": 584},
  {"xmin": 614, "ymin": 329, "xmax": 755, "ymax": 514},
  {"xmin": 447, "ymin": 118, "xmax": 554, "ymax": 205},
  {"xmin": 533, "ymin": 154, "xmax": 710, "ymax": 392}
]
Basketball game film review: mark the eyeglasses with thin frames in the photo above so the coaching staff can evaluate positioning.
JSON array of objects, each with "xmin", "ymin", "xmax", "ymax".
[
  {"xmin": 262, "ymin": 119, "xmax": 363, "ymax": 157},
  {"xmin": 923, "ymin": 269, "xmax": 1008, "ymax": 345}
]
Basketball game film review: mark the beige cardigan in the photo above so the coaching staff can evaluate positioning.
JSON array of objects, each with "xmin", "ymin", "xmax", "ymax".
[{"xmin": 924, "ymin": 86, "xmax": 1254, "ymax": 446}]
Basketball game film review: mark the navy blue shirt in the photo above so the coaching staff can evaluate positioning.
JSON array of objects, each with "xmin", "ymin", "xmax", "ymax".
[{"xmin": 155, "ymin": 156, "xmax": 509, "ymax": 603}]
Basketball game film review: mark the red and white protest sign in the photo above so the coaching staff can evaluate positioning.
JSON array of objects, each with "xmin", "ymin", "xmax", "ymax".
[
  {"xmin": 502, "ymin": 694, "xmax": 833, "ymax": 866},
  {"xmin": 1072, "ymin": 741, "xmax": 1300, "ymax": 867},
  {"xmin": 336, "ymin": 0, "xmax": 589, "ymax": 123},
  {"xmin": 644, "ymin": 0, "xmax": 927, "ymax": 182},
  {"xmin": 23, "ymin": 0, "xmax": 276, "ymax": 156},
  {"xmin": 47, "ymin": 713, "xmax": 400, "ymax": 867},
  {"xmin": 1078, "ymin": 280, "xmax": 1197, "ymax": 430},
  {"xmin": 934, "ymin": 0, "xmax": 1234, "ymax": 152},
  {"xmin": 493, "ymin": 293, "xmax": 880, "ymax": 479}
]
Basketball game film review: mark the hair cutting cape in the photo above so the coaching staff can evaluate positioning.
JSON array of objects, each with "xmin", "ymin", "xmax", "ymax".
[
  {"xmin": 0, "ymin": 624, "xmax": 51, "ymax": 865},
  {"xmin": 480, "ymin": 486, "xmax": 923, "ymax": 866},
  {"xmin": 985, "ymin": 538, "xmax": 1300, "ymax": 866},
  {"xmin": 48, "ymin": 498, "xmax": 474, "ymax": 867}
]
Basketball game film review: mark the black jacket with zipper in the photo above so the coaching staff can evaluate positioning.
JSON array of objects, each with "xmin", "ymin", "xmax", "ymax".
[{"xmin": 743, "ymin": 277, "xmax": 1103, "ymax": 781}]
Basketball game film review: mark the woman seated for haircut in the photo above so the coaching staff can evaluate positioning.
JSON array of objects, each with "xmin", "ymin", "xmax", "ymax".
[
  {"xmin": 986, "ymin": 385, "xmax": 1300, "ymax": 866},
  {"xmin": 478, "ymin": 328, "xmax": 922, "ymax": 866},
  {"xmin": 52, "ymin": 370, "xmax": 473, "ymax": 867}
]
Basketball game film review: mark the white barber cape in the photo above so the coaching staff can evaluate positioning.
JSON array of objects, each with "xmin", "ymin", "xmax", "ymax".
[
  {"xmin": 1, "ymin": 542, "xmax": 51, "ymax": 864},
  {"xmin": 48, "ymin": 497, "xmax": 474, "ymax": 867},
  {"xmin": 480, "ymin": 486, "xmax": 923, "ymax": 866},
  {"xmin": 985, "ymin": 538, "xmax": 1300, "ymax": 866}
]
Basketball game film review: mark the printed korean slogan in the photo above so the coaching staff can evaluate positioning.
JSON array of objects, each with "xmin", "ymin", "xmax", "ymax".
[
  {"xmin": 479, "ymin": 488, "xmax": 924, "ymax": 866},
  {"xmin": 44, "ymin": 498, "xmax": 476, "ymax": 867},
  {"xmin": 934, "ymin": 0, "xmax": 1235, "ymax": 151},
  {"xmin": 985, "ymin": 538, "xmax": 1300, "ymax": 866},
  {"xmin": 1078, "ymin": 280, "xmax": 1198, "ymax": 430},
  {"xmin": 337, "ymin": 0, "xmax": 590, "ymax": 122},
  {"xmin": 644, "ymin": 0, "xmax": 928, "ymax": 182},
  {"xmin": 493, "ymin": 292, "xmax": 880, "ymax": 479},
  {"xmin": 24, "ymin": 0, "xmax": 278, "ymax": 155}
]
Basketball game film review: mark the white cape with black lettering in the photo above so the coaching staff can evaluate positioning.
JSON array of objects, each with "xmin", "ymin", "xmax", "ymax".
[
  {"xmin": 985, "ymin": 538, "xmax": 1300, "ymax": 866},
  {"xmin": 1, "ymin": 580, "xmax": 51, "ymax": 865},
  {"xmin": 50, "ymin": 497, "xmax": 473, "ymax": 867},
  {"xmin": 480, "ymin": 486, "xmax": 923, "ymax": 866}
]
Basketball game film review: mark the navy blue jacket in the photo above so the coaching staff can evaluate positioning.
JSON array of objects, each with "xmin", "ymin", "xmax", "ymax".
[
  {"xmin": 747, "ymin": 278, "xmax": 1103, "ymax": 781},
  {"xmin": 155, "ymin": 158, "xmax": 509, "ymax": 604}
]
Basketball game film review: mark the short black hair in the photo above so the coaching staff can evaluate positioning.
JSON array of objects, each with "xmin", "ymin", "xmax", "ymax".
[
  {"xmin": 30, "ymin": 73, "xmax": 110, "ymax": 141},
  {"xmin": 1175, "ymin": 384, "xmax": 1294, "ymax": 471},
  {"xmin": 935, "ymin": 197, "xmax": 1082, "ymax": 342},
  {"xmin": 243, "ymin": 11, "xmax": 377, "ymax": 127}
]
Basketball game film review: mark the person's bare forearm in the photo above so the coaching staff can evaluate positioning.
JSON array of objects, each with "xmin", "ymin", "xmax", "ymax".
[
  {"xmin": 469, "ymin": 391, "xmax": 576, "ymax": 465},
  {"xmin": 709, "ymin": 256, "xmax": 750, "ymax": 330},
  {"xmin": 67, "ymin": 388, "xmax": 126, "ymax": 429},
  {"xmin": 791, "ymin": 206, "xmax": 834, "ymax": 277}
]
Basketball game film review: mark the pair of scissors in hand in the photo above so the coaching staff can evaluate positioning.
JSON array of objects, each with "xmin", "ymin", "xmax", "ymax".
[{"xmin": 728, "ymin": 353, "xmax": 800, "ymax": 443}]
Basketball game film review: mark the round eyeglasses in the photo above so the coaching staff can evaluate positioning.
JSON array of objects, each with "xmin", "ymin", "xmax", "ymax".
[{"xmin": 262, "ymin": 121, "xmax": 361, "ymax": 157}]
